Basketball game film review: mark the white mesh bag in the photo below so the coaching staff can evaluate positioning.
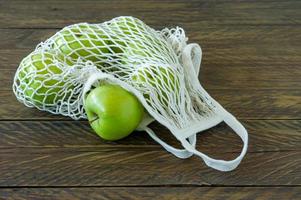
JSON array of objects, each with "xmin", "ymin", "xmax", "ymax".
[{"xmin": 13, "ymin": 16, "xmax": 248, "ymax": 171}]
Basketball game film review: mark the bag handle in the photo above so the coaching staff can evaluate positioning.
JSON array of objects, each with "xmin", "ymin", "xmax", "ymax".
[
  {"xmin": 145, "ymin": 106, "xmax": 248, "ymax": 171},
  {"xmin": 145, "ymin": 127, "xmax": 196, "ymax": 159},
  {"xmin": 180, "ymin": 105, "xmax": 248, "ymax": 171},
  {"xmin": 181, "ymin": 43, "xmax": 202, "ymax": 76}
]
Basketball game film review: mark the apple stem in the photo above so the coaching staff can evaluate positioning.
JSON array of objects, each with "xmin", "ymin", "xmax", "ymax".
[{"xmin": 89, "ymin": 116, "xmax": 99, "ymax": 124}]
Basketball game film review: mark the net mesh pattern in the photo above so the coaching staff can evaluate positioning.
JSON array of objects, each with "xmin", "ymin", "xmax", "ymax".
[{"xmin": 13, "ymin": 16, "xmax": 214, "ymax": 130}]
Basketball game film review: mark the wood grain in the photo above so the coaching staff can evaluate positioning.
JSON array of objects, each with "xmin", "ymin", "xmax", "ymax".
[
  {"xmin": 3, "ymin": 64, "xmax": 301, "ymax": 91},
  {"xmin": 0, "ymin": 120, "xmax": 300, "ymax": 153},
  {"xmin": 0, "ymin": 90, "xmax": 67, "ymax": 120},
  {"xmin": 0, "ymin": 148, "xmax": 300, "ymax": 186},
  {"xmin": 1, "ymin": 25, "xmax": 300, "ymax": 90},
  {"xmin": 1, "ymin": 187, "xmax": 301, "ymax": 200},
  {"xmin": 0, "ymin": 0, "xmax": 300, "ymax": 28},
  {"xmin": 1, "ymin": 89, "xmax": 300, "ymax": 120},
  {"xmin": 1, "ymin": 26, "xmax": 301, "ymax": 51}
]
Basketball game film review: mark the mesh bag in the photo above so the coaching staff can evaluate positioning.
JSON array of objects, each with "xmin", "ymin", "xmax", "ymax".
[{"xmin": 13, "ymin": 16, "xmax": 248, "ymax": 171}]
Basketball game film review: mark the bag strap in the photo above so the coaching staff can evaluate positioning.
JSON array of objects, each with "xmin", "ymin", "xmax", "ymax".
[
  {"xmin": 145, "ymin": 127, "xmax": 196, "ymax": 159},
  {"xmin": 145, "ymin": 103, "xmax": 248, "ymax": 171},
  {"xmin": 180, "ymin": 105, "xmax": 248, "ymax": 171},
  {"xmin": 181, "ymin": 43, "xmax": 202, "ymax": 76}
]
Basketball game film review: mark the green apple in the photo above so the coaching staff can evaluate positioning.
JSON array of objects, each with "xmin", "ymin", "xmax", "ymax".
[
  {"xmin": 19, "ymin": 51, "xmax": 72, "ymax": 105},
  {"xmin": 84, "ymin": 84, "xmax": 144, "ymax": 140},
  {"xmin": 109, "ymin": 17, "xmax": 143, "ymax": 35},
  {"xmin": 53, "ymin": 24, "xmax": 111, "ymax": 63},
  {"xmin": 108, "ymin": 17, "xmax": 150, "ymax": 52},
  {"xmin": 109, "ymin": 17, "xmax": 170, "ymax": 64},
  {"xmin": 132, "ymin": 66, "xmax": 180, "ymax": 106},
  {"xmin": 110, "ymin": 17, "xmax": 180, "ymax": 106}
]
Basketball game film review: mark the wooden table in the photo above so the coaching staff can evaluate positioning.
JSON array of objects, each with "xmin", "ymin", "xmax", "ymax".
[{"xmin": 0, "ymin": 0, "xmax": 300, "ymax": 199}]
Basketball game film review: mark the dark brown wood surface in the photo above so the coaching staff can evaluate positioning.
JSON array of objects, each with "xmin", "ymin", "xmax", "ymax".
[
  {"xmin": 1, "ymin": 187, "xmax": 301, "ymax": 200},
  {"xmin": 0, "ymin": 0, "xmax": 300, "ymax": 199}
]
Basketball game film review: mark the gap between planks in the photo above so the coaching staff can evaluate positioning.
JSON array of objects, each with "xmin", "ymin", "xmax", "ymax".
[{"xmin": 0, "ymin": 185, "xmax": 301, "ymax": 188}]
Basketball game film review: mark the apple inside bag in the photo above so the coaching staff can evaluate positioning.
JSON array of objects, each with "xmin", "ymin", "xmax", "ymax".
[{"xmin": 13, "ymin": 16, "xmax": 195, "ymax": 121}]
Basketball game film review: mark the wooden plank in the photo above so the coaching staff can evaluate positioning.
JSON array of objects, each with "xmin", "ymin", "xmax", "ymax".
[
  {"xmin": 3, "ymin": 47, "xmax": 300, "ymax": 73},
  {"xmin": 1, "ymin": 89, "xmax": 300, "ymax": 120},
  {"xmin": 0, "ymin": 29, "xmax": 57, "ymax": 50},
  {"xmin": 1, "ymin": 24, "xmax": 300, "ymax": 90},
  {"xmin": 0, "ymin": 148, "xmax": 300, "ymax": 186},
  {"xmin": 4, "ymin": 65, "xmax": 301, "ymax": 91},
  {"xmin": 0, "ymin": 120, "xmax": 300, "ymax": 153},
  {"xmin": 0, "ymin": 90, "xmax": 67, "ymax": 120},
  {"xmin": 1, "ymin": 26, "xmax": 300, "ymax": 51},
  {"xmin": 0, "ymin": 0, "xmax": 300, "ymax": 28},
  {"xmin": 0, "ymin": 50, "xmax": 29, "ymax": 70},
  {"xmin": 1, "ymin": 187, "xmax": 300, "ymax": 200}
]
